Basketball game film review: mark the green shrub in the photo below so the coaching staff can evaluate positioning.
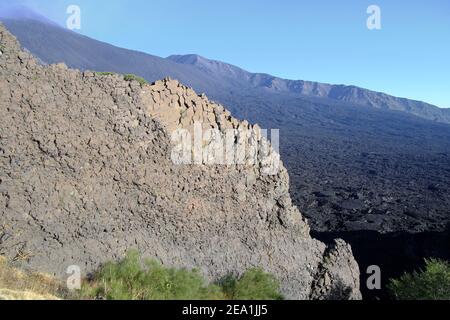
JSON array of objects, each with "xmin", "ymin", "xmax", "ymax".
[
  {"xmin": 79, "ymin": 251, "xmax": 283, "ymax": 300},
  {"xmin": 95, "ymin": 72, "xmax": 115, "ymax": 76},
  {"xmin": 220, "ymin": 268, "xmax": 283, "ymax": 300},
  {"xmin": 388, "ymin": 259, "xmax": 450, "ymax": 300},
  {"xmin": 79, "ymin": 250, "xmax": 223, "ymax": 300},
  {"xmin": 123, "ymin": 74, "xmax": 148, "ymax": 86}
]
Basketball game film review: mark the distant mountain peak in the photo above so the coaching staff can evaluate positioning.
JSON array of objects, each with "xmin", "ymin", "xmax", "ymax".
[
  {"xmin": 167, "ymin": 54, "xmax": 233, "ymax": 74},
  {"xmin": 168, "ymin": 54, "xmax": 217, "ymax": 65},
  {"xmin": 0, "ymin": 4, "xmax": 59, "ymax": 27},
  {"xmin": 167, "ymin": 54, "xmax": 205, "ymax": 64},
  {"xmin": 167, "ymin": 54, "xmax": 253, "ymax": 83}
]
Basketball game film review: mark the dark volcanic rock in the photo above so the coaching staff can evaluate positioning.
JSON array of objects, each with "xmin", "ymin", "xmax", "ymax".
[
  {"xmin": 315, "ymin": 225, "xmax": 450, "ymax": 299},
  {"xmin": 0, "ymin": 23, "xmax": 361, "ymax": 300},
  {"xmin": 3, "ymin": 17, "xmax": 450, "ymax": 235}
]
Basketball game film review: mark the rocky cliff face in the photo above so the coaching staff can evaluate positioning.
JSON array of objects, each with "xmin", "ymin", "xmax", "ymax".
[{"xmin": 0, "ymin": 23, "xmax": 361, "ymax": 299}]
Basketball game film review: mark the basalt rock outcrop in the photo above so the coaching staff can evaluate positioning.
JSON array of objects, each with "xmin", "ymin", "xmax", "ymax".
[{"xmin": 0, "ymin": 24, "xmax": 361, "ymax": 299}]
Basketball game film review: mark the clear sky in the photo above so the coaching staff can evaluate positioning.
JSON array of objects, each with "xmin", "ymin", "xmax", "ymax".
[{"xmin": 2, "ymin": 0, "xmax": 450, "ymax": 107}]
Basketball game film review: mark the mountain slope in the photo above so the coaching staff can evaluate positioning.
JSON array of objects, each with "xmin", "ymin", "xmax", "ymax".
[
  {"xmin": 1, "ymin": 14, "xmax": 448, "ymax": 124},
  {"xmin": 2, "ymin": 14, "xmax": 450, "ymax": 235},
  {"xmin": 168, "ymin": 54, "xmax": 450, "ymax": 123},
  {"xmin": 0, "ymin": 22, "xmax": 361, "ymax": 300},
  {"xmin": 0, "ymin": 4, "xmax": 58, "ymax": 26},
  {"xmin": 0, "ymin": 19, "xmax": 220, "ymax": 91}
]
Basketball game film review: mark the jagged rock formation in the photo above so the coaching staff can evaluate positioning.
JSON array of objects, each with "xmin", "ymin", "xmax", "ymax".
[
  {"xmin": 141, "ymin": 78, "xmax": 281, "ymax": 176},
  {"xmin": 0, "ymin": 23, "xmax": 361, "ymax": 299}
]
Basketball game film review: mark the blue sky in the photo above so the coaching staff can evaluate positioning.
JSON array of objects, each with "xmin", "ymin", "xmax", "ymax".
[{"xmin": 2, "ymin": 0, "xmax": 449, "ymax": 107}]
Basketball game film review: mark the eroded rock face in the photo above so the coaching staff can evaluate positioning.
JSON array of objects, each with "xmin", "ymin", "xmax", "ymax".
[
  {"xmin": 0, "ymin": 23, "xmax": 361, "ymax": 299},
  {"xmin": 142, "ymin": 78, "xmax": 282, "ymax": 176}
]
